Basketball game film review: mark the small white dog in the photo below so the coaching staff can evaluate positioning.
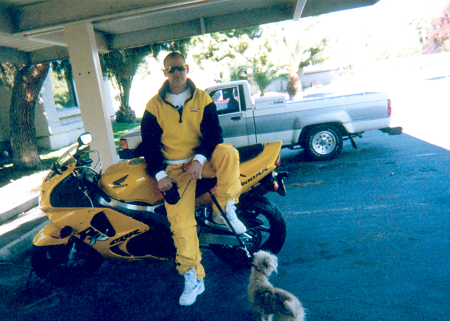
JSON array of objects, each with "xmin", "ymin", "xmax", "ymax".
[{"xmin": 248, "ymin": 250, "xmax": 305, "ymax": 321}]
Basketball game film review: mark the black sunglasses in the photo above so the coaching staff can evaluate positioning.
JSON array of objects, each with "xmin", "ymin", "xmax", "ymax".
[{"xmin": 164, "ymin": 64, "xmax": 188, "ymax": 73}]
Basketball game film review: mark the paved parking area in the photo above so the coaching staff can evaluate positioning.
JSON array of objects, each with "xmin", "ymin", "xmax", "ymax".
[{"xmin": 1, "ymin": 77, "xmax": 449, "ymax": 321}]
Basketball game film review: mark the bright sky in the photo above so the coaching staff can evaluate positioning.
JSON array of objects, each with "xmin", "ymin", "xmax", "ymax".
[
  {"xmin": 327, "ymin": 0, "xmax": 450, "ymax": 26},
  {"xmin": 126, "ymin": 0, "xmax": 450, "ymax": 116},
  {"xmin": 374, "ymin": 0, "xmax": 450, "ymax": 19}
]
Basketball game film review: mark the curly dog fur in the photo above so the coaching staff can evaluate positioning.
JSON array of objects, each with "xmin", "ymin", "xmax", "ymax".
[{"xmin": 248, "ymin": 251, "xmax": 305, "ymax": 321}]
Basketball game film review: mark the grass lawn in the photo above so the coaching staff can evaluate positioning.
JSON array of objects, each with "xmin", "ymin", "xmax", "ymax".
[
  {"xmin": 112, "ymin": 118, "xmax": 141, "ymax": 150},
  {"xmin": 0, "ymin": 119, "xmax": 142, "ymax": 188}
]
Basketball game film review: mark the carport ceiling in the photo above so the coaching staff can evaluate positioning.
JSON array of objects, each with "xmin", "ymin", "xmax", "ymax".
[{"xmin": 0, "ymin": 0, "xmax": 379, "ymax": 64}]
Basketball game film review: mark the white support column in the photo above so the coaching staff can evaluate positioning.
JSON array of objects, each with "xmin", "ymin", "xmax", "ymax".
[
  {"xmin": 63, "ymin": 22, "xmax": 117, "ymax": 168},
  {"xmin": 293, "ymin": 0, "xmax": 307, "ymax": 21}
]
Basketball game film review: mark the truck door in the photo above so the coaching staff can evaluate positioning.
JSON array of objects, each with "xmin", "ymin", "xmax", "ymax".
[{"xmin": 208, "ymin": 85, "xmax": 256, "ymax": 147}]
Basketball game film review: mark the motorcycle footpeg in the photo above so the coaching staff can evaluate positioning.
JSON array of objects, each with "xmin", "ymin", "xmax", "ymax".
[
  {"xmin": 204, "ymin": 219, "xmax": 232, "ymax": 232},
  {"xmin": 204, "ymin": 219, "xmax": 252, "ymax": 239}
]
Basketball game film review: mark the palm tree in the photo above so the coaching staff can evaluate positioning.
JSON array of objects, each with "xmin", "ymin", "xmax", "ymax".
[
  {"xmin": 101, "ymin": 46, "xmax": 153, "ymax": 123},
  {"xmin": 247, "ymin": 59, "xmax": 287, "ymax": 96},
  {"xmin": 279, "ymin": 24, "xmax": 305, "ymax": 100}
]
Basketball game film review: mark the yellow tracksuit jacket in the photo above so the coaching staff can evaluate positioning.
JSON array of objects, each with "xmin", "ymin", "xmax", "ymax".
[
  {"xmin": 141, "ymin": 78, "xmax": 223, "ymax": 177},
  {"xmin": 141, "ymin": 78, "xmax": 241, "ymax": 278}
]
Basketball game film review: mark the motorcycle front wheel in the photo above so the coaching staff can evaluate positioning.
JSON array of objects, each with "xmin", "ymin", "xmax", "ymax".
[
  {"xmin": 209, "ymin": 197, "xmax": 286, "ymax": 267},
  {"xmin": 31, "ymin": 241, "xmax": 104, "ymax": 286}
]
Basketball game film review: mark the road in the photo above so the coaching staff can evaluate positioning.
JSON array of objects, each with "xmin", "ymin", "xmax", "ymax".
[
  {"xmin": 270, "ymin": 129, "xmax": 450, "ymax": 321},
  {"xmin": 2, "ymin": 77, "xmax": 449, "ymax": 321},
  {"xmin": 2, "ymin": 130, "xmax": 449, "ymax": 321}
]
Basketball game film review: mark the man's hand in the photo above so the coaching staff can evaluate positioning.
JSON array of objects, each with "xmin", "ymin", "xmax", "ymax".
[
  {"xmin": 186, "ymin": 160, "xmax": 203, "ymax": 180},
  {"xmin": 158, "ymin": 176, "xmax": 176, "ymax": 192}
]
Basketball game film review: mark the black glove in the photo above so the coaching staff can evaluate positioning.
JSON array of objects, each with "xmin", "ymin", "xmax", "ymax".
[{"xmin": 162, "ymin": 183, "xmax": 180, "ymax": 205}]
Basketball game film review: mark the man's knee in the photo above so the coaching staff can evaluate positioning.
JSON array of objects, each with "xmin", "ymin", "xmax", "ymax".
[{"xmin": 213, "ymin": 144, "xmax": 239, "ymax": 164}]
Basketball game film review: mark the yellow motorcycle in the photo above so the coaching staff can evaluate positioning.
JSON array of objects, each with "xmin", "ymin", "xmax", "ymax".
[{"xmin": 31, "ymin": 133, "xmax": 288, "ymax": 285}]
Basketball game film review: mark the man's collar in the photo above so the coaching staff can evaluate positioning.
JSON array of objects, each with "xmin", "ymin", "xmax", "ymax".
[{"xmin": 159, "ymin": 78, "xmax": 196, "ymax": 98}]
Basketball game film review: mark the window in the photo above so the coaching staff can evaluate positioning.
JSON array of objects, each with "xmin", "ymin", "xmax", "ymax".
[{"xmin": 209, "ymin": 87, "xmax": 240, "ymax": 115}]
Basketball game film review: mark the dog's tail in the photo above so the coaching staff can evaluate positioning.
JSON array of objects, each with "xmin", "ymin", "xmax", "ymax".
[{"xmin": 283, "ymin": 298, "xmax": 305, "ymax": 321}]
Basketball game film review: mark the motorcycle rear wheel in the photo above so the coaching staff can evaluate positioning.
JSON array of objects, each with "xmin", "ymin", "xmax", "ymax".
[
  {"xmin": 31, "ymin": 242, "xmax": 104, "ymax": 286},
  {"xmin": 209, "ymin": 197, "xmax": 286, "ymax": 268}
]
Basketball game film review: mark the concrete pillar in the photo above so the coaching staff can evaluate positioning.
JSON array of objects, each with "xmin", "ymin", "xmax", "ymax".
[
  {"xmin": 63, "ymin": 22, "xmax": 117, "ymax": 168},
  {"xmin": 103, "ymin": 76, "xmax": 116, "ymax": 121}
]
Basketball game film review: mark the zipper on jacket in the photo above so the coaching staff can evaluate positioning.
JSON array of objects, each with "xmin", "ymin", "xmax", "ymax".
[
  {"xmin": 161, "ymin": 89, "xmax": 194, "ymax": 123},
  {"xmin": 176, "ymin": 106, "xmax": 183, "ymax": 123}
]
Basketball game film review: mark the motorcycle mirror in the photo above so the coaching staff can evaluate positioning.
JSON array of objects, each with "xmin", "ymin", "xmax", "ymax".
[{"xmin": 78, "ymin": 133, "xmax": 92, "ymax": 146}]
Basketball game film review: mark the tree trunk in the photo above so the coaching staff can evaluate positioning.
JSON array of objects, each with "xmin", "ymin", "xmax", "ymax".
[
  {"xmin": 287, "ymin": 73, "xmax": 302, "ymax": 101},
  {"xmin": 119, "ymin": 75, "xmax": 132, "ymax": 108},
  {"xmin": 10, "ymin": 63, "xmax": 50, "ymax": 170}
]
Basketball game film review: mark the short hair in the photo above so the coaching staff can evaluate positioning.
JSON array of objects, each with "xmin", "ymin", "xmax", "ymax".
[{"xmin": 163, "ymin": 52, "xmax": 186, "ymax": 66}]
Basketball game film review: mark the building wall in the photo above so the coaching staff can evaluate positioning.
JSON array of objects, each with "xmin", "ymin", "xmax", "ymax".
[
  {"xmin": 1, "ymin": 74, "xmax": 116, "ymax": 154},
  {"xmin": 34, "ymin": 75, "xmax": 85, "ymax": 150}
]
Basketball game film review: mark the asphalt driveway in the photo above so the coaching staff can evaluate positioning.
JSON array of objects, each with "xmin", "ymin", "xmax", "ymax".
[
  {"xmin": 1, "ymin": 129, "xmax": 449, "ymax": 321},
  {"xmin": 1, "ymin": 77, "xmax": 449, "ymax": 321}
]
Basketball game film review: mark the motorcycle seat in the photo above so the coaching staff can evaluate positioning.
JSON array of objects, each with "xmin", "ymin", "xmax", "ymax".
[
  {"xmin": 195, "ymin": 143, "xmax": 264, "ymax": 198},
  {"xmin": 236, "ymin": 143, "xmax": 264, "ymax": 163}
]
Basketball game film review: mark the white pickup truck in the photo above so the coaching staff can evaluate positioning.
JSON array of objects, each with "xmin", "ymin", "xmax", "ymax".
[{"xmin": 119, "ymin": 80, "xmax": 401, "ymax": 161}]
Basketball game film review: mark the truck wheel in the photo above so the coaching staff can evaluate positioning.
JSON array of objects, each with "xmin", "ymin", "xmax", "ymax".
[{"xmin": 305, "ymin": 125, "xmax": 343, "ymax": 161}]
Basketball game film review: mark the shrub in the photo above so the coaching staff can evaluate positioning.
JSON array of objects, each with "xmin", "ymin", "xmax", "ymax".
[{"xmin": 115, "ymin": 105, "xmax": 136, "ymax": 123}]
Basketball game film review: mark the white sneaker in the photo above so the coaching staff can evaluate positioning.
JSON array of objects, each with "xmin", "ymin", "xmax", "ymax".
[
  {"xmin": 212, "ymin": 199, "xmax": 247, "ymax": 234},
  {"xmin": 179, "ymin": 269, "xmax": 205, "ymax": 306}
]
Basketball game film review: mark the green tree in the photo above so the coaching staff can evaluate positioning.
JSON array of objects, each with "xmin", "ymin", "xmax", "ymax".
[
  {"xmin": 190, "ymin": 26, "xmax": 260, "ymax": 82},
  {"xmin": 299, "ymin": 38, "xmax": 329, "ymax": 68},
  {"xmin": 247, "ymin": 57, "xmax": 288, "ymax": 96},
  {"xmin": 191, "ymin": 26, "xmax": 260, "ymax": 66},
  {"xmin": 275, "ymin": 21, "xmax": 315, "ymax": 99},
  {"xmin": 1, "ymin": 62, "xmax": 50, "ymax": 170},
  {"xmin": 424, "ymin": 4, "xmax": 450, "ymax": 53},
  {"xmin": 101, "ymin": 46, "xmax": 153, "ymax": 123},
  {"xmin": 101, "ymin": 39, "xmax": 192, "ymax": 123},
  {"xmin": 51, "ymin": 60, "xmax": 77, "ymax": 107},
  {"xmin": 228, "ymin": 65, "xmax": 249, "ymax": 82}
]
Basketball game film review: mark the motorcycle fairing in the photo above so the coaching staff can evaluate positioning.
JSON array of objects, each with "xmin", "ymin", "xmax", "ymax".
[
  {"xmin": 40, "ymin": 162, "xmax": 77, "ymax": 209},
  {"xmin": 98, "ymin": 141, "xmax": 281, "ymax": 206},
  {"xmin": 33, "ymin": 222, "xmax": 71, "ymax": 246},
  {"xmin": 98, "ymin": 158, "xmax": 164, "ymax": 205},
  {"xmin": 239, "ymin": 141, "xmax": 281, "ymax": 193},
  {"xmin": 85, "ymin": 208, "xmax": 151, "ymax": 259}
]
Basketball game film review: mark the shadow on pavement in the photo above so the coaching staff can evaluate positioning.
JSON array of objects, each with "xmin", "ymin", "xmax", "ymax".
[{"xmin": 2, "ymin": 251, "xmax": 254, "ymax": 321}]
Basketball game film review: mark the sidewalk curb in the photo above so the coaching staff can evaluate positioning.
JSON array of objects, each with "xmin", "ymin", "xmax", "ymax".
[
  {"xmin": 0, "ymin": 219, "xmax": 49, "ymax": 262},
  {"xmin": 0, "ymin": 196, "xmax": 39, "ymax": 224}
]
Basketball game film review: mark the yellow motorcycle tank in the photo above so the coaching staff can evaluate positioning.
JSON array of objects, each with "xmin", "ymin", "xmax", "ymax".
[{"xmin": 98, "ymin": 157, "xmax": 164, "ymax": 205}]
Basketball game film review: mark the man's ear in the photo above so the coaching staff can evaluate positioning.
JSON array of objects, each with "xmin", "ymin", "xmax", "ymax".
[
  {"xmin": 186, "ymin": 64, "xmax": 190, "ymax": 74},
  {"xmin": 163, "ymin": 69, "xmax": 168, "ymax": 77}
]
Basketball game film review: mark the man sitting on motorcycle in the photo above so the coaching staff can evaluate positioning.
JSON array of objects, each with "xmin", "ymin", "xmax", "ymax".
[{"xmin": 141, "ymin": 51, "xmax": 246, "ymax": 306}]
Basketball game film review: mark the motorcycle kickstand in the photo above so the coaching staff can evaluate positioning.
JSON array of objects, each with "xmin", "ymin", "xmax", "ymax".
[{"xmin": 208, "ymin": 191, "xmax": 251, "ymax": 259}]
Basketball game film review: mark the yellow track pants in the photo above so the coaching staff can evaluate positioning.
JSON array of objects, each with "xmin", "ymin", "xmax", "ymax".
[{"xmin": 165, "ymin": 144, "xmax": 241, "ymax": 278}]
